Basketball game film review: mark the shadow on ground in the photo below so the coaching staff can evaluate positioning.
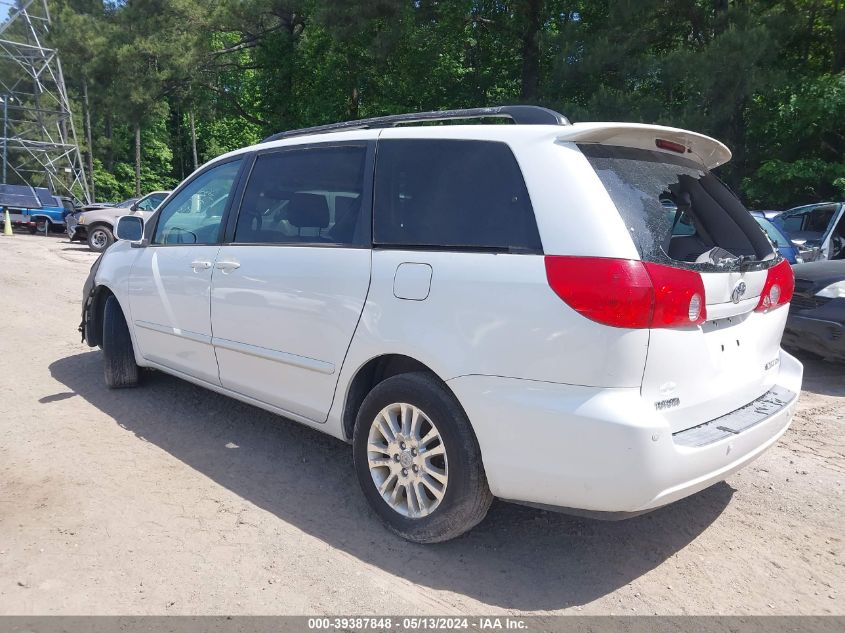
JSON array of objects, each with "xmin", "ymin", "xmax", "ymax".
[
  {"xmin": 789, "ymin": 350, "xmax": 845, "ymax": 398},
  {"xmin": 50, "ymin": 351, "xmax": 732, "ymax": 611},
  {"xmin": 60, "ymin": 245, "xmax": 96, "ymax": 253}
]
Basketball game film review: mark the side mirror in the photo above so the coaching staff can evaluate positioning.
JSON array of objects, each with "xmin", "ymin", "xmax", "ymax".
[
  {"xmin": 129, "ymin": 203, "xmax": 139, "ymax": 212},
  {"xmin": 115, "ymin": 215, "xmax": 144, "ymax": 243}
]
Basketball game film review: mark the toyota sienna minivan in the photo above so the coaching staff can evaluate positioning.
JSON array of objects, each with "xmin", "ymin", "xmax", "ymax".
[{"xmin": 79, "ymin": 106, "xmax": 802, "ymax": 543}]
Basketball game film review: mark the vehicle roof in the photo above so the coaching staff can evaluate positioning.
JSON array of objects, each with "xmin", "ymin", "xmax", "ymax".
[
  {"xmin": 786, "ymin": 201, "xmax": 844, "ymax": 212},
  {"xmin": 209, "ymin": 121, "xmax": 732, "ymax": 170}
]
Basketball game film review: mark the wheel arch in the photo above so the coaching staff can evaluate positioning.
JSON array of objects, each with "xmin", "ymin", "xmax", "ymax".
[
  {"xmin": 341, "ymin": 353, "xmax": 456, "ymax": 441},
  {"xmin": 86, "ymin": 282, "xmax": 134, "ymax": 350},
  {"xmin": 85, "ymin": 284, "xmax": 116, "ymax": 348},
  {"xmin": 86, "ymin": 220, "xmax": 114, "ymax": 233}
]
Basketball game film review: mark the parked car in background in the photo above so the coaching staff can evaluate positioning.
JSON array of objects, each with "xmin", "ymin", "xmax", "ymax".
[
  {"xmin": 80, "ymin": 106, "xmax": 802, "ymax": 543},
  {"xmin": 783, "ymin": 260, "xmax": 845, "ymax": 362},
  {"xmin": 67, "ymin": 191, "xmax": 170, "ymax": 252},
  {"xmin": 773, "ymin": 202, "xmax": 845, "ymax": 261},
  {"xmin": 7, "ymin": 195, "xmax": 78, "ymax": 233},
  {"xmin": 750, "ymin": 211, "xmax": 801, "ymax": 264}
]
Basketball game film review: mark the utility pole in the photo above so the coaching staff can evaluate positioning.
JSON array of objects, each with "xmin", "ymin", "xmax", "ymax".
[
  {"xmin": 189, "ymin": 110, "xmax": 198, "ymax": 171},
  {"xmin": 2, "ymin": 95, "xmax": 8, "ymax": 184}
]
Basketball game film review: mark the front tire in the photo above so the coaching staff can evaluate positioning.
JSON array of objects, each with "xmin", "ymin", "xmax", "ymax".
[
  {"xmin": 352, "ymin": 372, "xmax": 492, "ymax": 543},
  {"xmin": 102, "ymin": 295, "xmax": 139, "ymax": 388},
  {"xmin": 88, "ymin": 225, "xmax": 114, "ymax": 252}
]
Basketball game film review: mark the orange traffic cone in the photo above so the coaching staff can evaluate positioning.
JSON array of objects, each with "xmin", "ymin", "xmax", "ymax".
[{"xmin": 3, "ymin": 209, "xmax": 12, "ymax": 236}]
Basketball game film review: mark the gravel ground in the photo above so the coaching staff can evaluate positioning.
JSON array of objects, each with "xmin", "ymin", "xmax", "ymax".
[{"xmin": 0, "ymin": 233, "xmax": 843, "ymax": 615}]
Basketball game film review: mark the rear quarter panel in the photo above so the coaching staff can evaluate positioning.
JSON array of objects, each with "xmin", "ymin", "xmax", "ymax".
[{"xmin": 326, "ymin": 249, "xmax": 651, "ymax": 437}]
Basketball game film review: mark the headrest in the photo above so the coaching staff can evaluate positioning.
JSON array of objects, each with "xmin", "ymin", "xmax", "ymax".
[{"xmin": 288, "ymin": 192, "xmax": 329, "ymax": 229}]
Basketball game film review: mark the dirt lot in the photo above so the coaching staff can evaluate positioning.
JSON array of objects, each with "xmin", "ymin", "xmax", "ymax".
[{"xmin": 0, "ymin": 232, "xmax": 842, "ymax": 615}]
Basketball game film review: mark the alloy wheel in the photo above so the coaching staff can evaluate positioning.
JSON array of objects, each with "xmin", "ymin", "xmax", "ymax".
[{"xmin": 366, "ymin": 402, "xmax": 448, "ymax": 518}]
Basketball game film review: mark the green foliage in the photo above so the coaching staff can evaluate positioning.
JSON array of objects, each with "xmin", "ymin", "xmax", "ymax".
[
  {"xmin": 744, "ymin": 159, "xmax": 845, "ymax": 208},
  {"xmin": 197, "ymin": 115, "xmax": 262, "ymax": 163},
  {"xmin": 49, "ymin": 0, "xmax": 845, "ymax": 210},
  {"xmin": 92, "ymin": 159, "xmax": 131, "ymax": 201}
]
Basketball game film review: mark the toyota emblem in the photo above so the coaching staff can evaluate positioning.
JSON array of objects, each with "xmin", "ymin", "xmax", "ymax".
[{"xmin": 731, "ymin": 280, "xmax": 747, "ymax": 304}]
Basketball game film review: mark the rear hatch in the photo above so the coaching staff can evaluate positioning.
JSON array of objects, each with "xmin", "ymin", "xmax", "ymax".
[{"xmin": 580, "ymin": 141, "xmax": 793, "ymax": 433}]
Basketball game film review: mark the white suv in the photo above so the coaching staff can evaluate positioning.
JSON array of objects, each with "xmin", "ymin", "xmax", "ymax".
[{"xmin": 80, "ymin": 106, "xmax": 803, "ymax": 543}]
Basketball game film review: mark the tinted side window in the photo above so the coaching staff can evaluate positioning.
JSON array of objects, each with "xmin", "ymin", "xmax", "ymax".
[
  {"xmin": 234, "ymin": 145, "xmax": 367, "ymax": 245},
  {"xmin": 153, "ymin": 159, "xmax": 242, "ymax": 245},
  {"xmin": 373, "ymin": 140, "xmax": 541, "ymax": 252}
]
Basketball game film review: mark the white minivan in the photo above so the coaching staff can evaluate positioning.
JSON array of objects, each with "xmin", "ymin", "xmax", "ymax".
[{"xmin": 80, "ymin": 106, "xmax": 802, "ymax": 543}]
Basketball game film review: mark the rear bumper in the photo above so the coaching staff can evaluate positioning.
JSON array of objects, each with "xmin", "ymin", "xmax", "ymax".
[
  {"xmin": 448, "ymin": 349, "xmax": 803, "ymax": 514},
  {"xmin": 7, "ymin": 213, "xmax": 32, "ymax": 227},
  {"xmin": 784, "ymin": 314, "xmax": 845, "ymax": 362}
]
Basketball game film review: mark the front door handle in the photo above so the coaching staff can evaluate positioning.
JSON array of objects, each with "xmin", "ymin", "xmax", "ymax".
[
  {"xmin": 190, "ymin": 260, "xmax": 212, "ymax": 272},
  {"xmin": 215, "ymin": 260, "xmax": 241, "ymax": 273}
]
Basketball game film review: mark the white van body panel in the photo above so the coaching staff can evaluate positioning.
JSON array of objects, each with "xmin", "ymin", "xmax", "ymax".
[
  {"xmin": 128, "ymin": 244, "xmax": 223, "ymax": 384},
  {"xmin": 210, "ymin": 245, "xmax": 371, "ymax": 422},
  {"xmin": 339, "ymin": 249, "xmax": 650, "ymax": 385}
]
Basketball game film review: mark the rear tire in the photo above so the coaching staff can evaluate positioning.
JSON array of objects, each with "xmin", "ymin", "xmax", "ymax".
[
  {"xmin": 352, "ymin": 372, "xmax": 492, "ymax": 543},
  {"xmin": 102, "ymin": 295, "xmax": 139, "ymax": 389},
  {"xmin": 88, "ymin": 225, "xmax": 113, "ymax": 252}
]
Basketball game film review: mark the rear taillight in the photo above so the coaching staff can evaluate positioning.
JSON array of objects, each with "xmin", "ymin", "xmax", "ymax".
[
  {"xmin": 645, "ymin": 261, "xmax": 707, "ymax": 327},
  {"xmin": 755, "ymin": 259, "xmax": 794, "ymax": 312},
  {"xmin": 544, "ymin": 256, "xmax": 707, "ymax": 329},
  {"xmin": 544, "ymin": 257, "xmax": 653, "ymax": 328}
]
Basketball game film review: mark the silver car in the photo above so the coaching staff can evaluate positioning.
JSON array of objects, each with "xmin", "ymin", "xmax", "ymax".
[{"xmin": 67, "ymin": 191, "xmax": 170, "ymax": 252}]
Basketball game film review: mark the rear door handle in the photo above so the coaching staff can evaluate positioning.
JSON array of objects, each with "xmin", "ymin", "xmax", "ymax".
[
  {"xmin": 215, "ymin": 261, "xmax": 241, "ymax": 273},
  {"xmin": 190, "ymin": 260, "xmax": 212, "ymax": 272}
]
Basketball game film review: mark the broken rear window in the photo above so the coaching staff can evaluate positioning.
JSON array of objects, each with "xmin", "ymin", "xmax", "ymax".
[{"xmin": 579, "ymin": 144, "xmax": 774, "ymax": 270}]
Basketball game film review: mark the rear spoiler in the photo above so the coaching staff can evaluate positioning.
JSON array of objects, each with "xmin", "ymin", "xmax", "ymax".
[{"xmin": 557, "ymin": 122, "xmax": 731, "ymax": 169}]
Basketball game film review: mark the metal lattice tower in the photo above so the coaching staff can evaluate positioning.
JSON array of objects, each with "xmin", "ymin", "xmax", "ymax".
[{"xmin": 0, "ymin": 0, "xmax": 90, "ymax": 203}]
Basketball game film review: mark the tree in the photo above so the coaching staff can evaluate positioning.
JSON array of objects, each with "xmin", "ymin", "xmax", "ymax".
[{"xmin": 46, "ymin": 0, "xmax": 844, "ymax": 209}]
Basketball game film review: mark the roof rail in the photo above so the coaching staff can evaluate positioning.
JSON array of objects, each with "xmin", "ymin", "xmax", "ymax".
[{"xmin": 262, "ymin": 105, "xmax": 570, "ymax": 143}]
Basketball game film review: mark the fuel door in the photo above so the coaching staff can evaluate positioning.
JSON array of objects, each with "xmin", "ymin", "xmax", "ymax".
[{"xmin": 393, "ymin": 262, "xmax": 432, "ymax": 301}]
